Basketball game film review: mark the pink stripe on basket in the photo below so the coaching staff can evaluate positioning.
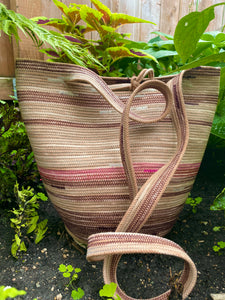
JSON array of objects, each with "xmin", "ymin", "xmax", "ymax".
[{"xmin": 38, "ymin": 162, "xmax": 200, "ymax": 182}]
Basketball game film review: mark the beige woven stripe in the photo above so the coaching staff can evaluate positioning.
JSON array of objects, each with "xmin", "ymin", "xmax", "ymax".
[{"xmin": 16, "ymin": 60, "xmax": 220, "ymax": 300}]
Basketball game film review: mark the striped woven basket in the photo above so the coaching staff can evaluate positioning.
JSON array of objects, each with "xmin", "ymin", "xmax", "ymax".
[{"xmin": 16, "ymin": 60, "xmax": 220, "ymax": 300}]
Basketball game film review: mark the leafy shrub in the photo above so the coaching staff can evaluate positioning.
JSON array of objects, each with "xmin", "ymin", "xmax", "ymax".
[
  {"xmin": 10, "ymin": 182, "xmax": 48, "ymax": 258},
  {"xmin": 0, "ymin": 100, "xmax": 40, "ymax": 207}
]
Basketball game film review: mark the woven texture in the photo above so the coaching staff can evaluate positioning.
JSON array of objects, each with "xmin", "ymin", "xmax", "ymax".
[{"xmin": 16, "ymin": 60, "xmax": 220, "ymax": 299}]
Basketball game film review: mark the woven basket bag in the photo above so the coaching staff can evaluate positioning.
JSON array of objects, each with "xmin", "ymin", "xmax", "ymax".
[{"xmin": 16, "ymin": 59, "xmax": 220, "ymax": 300}]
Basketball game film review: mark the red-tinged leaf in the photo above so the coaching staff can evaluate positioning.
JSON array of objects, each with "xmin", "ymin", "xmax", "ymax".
[
  {"xmin": 67, "ymin": 5, "xmax": 81, "ymax": 24},
  {"xmin": 110, "ymin": 13, "xmax": 156, "ymax": 28},
  {"xmin": 45, "ymin": 20, "xmax": 67, "ymax": 32},
  {"xmin": 107, "ymin": 46, "xmax": 157, "ymax": 62},
  {"xmin": 40, "ymin": 49, "xmax": 60, "ymax": 58},
  {"xmin": 36, "ymin": 18, "xmax": 50, "ymax": 25},
  {"xmin": 90, "ymin": 0, "xmax": 111, "ymax": 24},
  {"xmin": 64, "ymin": 35, "xmax": 82, "ymax": 43},
  {"xmin": 52, "ymin": 0, "xmax": 68, "ymax": 16},
  {"xmin": 130, "ymin": 48, "xmax": 158, "ymax": 62},
  {"xmin": 80, "ymin": 5, "xmax": 103, "ymax": 31}
]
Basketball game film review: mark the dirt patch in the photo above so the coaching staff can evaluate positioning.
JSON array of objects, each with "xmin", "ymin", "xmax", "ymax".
[{"xmin": 0, "ymin": 148, "xmax": 224, "ymax": 300}]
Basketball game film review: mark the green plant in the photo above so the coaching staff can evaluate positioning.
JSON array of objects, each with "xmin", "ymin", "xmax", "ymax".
[
  {"xmin": 213, "ymin": 241, "xmax": 225, "ymax": 254},
  {"xmin": 99, "ymin": 283, "xmax": 121, "ymax": 300},
  {"xmin": 0, "ymin": 286, "xmax": 26, "ymax": 300},
  {"xmin": 0, "ymin": 0, "xmax": 156, "ymax": 76},
  {"xmin": 58, "ymin": 264, "xmax": 84, "ymax": 300},
  {"xmin": 211, "ymin": 188, "xmax": 225, "ymax": 254},
  {"xmin": 185, "ymin": 196, "xmax": 202, "ymax": 213},
  {"xmin": 10, "ymin": 182, "xmax": 48, "ymax": 258},
  {"xmin": 33, "ymin": 0, "xmax": 156, "ymax": 76},
  {"xmin": 0, "ymin": 99, "xmax": 40, "ymax": 206},
  {"xmin": 0, "ymin": 3, "xmax": 98, "ymax": 68}
]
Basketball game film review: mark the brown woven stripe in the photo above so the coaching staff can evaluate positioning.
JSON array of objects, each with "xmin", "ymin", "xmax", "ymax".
[{"xmin": 16, "ymin": 60, "xmax": 220, "ymax": 300}]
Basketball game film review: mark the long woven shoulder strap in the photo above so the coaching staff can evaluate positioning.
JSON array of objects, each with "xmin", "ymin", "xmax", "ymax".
[{"xmin": 66, "ymin": 68, "xmax": 197, "ymax": 299}]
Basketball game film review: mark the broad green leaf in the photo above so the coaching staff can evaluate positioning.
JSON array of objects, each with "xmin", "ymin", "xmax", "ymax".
[
  {"xmin": 90, "ymin": 0, "xmax": 111, "ymax": 24},
  {"xmin": 63, "ymin": 272, "xmax": 71, "ymax": 278},
  {"xmin": 59, "ymin": 264, "xmax": 67, "ymax": 272},
  {"xmin": 110, "ymin": 13, "xmax": 155, "ymax": 28},
  {"xmin": 144, "ymin": 48, "xmax": 178, "ymax": 59},
  {"xmin": 177, "ymin": 52, "xmax": 225, "ymax": 71},
  {"xmin": 79, "ymin": 5, "xmax": 103, "ymax": 31},
  {"xmin": 174, "ymin": 4, "xmax": 225, "ymax": 62},
  {"xmin": 215, "ymin": 32, "xmax": 225, "ymax": 47},
  {"xmin": 99, "ymin": 282, "xmax": 117, "ymax": 297},
  {"xmin": 71, "ymin": 287, "xmax": 85, "ymax": 300},
  {"xmin": 151, "ymin": 31, "xmax": 174, "ymax": 40}
]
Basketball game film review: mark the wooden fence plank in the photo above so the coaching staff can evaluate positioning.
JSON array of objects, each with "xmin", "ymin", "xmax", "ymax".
[
  {"xmin": 0, "ymin": 78, "xmax": 14, "ymax": 100},
  {"xmin": 10, "ymin": 0, "xmax": 44, "ymax": 60},
  {"xmin": 159, "ymin": 0, "xmax": 180, "ymax": 36},
  {"xmin": 139, "ymin": 0, "xmax": 161, "ymax": 42},
  {"xmin": 0, "ymin": 0, "xmax": 15, "ymax": 77}
]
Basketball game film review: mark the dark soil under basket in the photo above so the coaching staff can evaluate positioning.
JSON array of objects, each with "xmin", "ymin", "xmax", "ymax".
[{"xmin": 0, "ymin": 148, "xmax": 224, "ymax": 300}]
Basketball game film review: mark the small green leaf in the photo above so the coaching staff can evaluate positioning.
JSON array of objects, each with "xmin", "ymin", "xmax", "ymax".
[
  {"xmin": 213, "ymin": 245, "xmax": 220, "ymax": 252},
  {"xmin": 11, "ymin": 241, "xmax": 18, "ymax": 258},
  {"xmin": 35, "ymin": 225, "xmax": 48, "ymax": 244},
  {"xmin": 63, "ymin": 272, "xmax": 71, "ymax": 278},
  {"xmin": 99, "ymin": 282, "xmax": 117, "ymax": 297},
  {"xmin": 218, "ymin": 241, "xmax": 225, "ymax": 249},
  {"xmin": 213, "ymin": 226, "xmax": 221, "ymax": 232},
  {"xmin": 71, "ymin": 288, "xmax": 85, "ymax": 300},
  {"xmin": 67, "ymin": 265, "xmax": 74, "ymax": 272},
  {"xmin": 15, "ymin": 234, "xmax": 21, "ymax": 246},
  {"xmin": 20, "ymin": 241, "xmax": 27, "ymax": 252},
  {"xmin": 75, "ymin": 268, "xmax": 81, "ymax": 273},
  {"xmin": 59, "ymin": 264, "xmax": 67, "ymax": 273}
]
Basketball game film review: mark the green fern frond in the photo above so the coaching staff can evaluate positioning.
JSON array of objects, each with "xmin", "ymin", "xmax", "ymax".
[{"xmin": 0, "ymin": 3, "xmax": 100, "ymax": 68}]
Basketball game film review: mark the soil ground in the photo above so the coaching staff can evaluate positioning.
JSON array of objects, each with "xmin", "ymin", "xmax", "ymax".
[{"xmin": 0, "ymin": 148, "xmax": 224, "ymax": 300}]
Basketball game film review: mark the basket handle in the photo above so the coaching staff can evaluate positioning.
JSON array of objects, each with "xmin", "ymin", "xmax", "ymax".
[
  {"xmin": 65, "ymin": 66, "xmax": 173, "ymax": 124},
  {"xmin": 66, "ymin": 67, "xmax": 197, "ymax": 299}
]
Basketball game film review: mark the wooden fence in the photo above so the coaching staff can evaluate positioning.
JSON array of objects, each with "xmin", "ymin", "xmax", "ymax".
[{"xmin": 0, "ymin": 0, "xmax": 224, "ymax": 99}]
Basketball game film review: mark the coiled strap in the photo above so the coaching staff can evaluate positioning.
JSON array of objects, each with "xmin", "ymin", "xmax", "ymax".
[{"xmin": 66, "ymin": 67, "xmax": 197, "ymax": 299}]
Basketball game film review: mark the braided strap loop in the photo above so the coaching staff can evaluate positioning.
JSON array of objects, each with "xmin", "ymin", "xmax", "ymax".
[
  {"xmin": 66, "ymin": 67, "xmax": 197, "ymax": 299},
  {"xmin": 65, "ymin": 68, "xmax": 171, "ymax": 123},
  {"xmin": 87, "ymin": 232, "xmax": 197, "ymax": 300}
]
